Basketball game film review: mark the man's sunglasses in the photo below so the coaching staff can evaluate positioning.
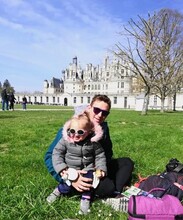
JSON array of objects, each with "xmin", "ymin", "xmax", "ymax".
[
  {"xmin": 68, "ymin": 128, "xmax": 87, "ymax": 136},
  {"xmin": 93, "ymin": 107, "xmax": 110, "ymax": 117}
]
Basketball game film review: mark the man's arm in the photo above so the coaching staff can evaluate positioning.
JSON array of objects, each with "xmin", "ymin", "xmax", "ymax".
[
  {"xmin": 44, "ymin": 128, "xmax": 63, "ymax": 182},
  {"xmin": 100, "ymin": 122, "xmax": 113, "ymax": 163}
]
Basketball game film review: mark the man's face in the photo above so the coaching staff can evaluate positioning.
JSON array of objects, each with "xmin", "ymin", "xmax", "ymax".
[{"xmin": 88, "ymin": 100, "xmax": 110, "ymax": 125}]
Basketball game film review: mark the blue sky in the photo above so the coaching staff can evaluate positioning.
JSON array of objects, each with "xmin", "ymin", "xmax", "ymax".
[{"xmin": 0, "ymin": 0, "xmax": 182, "ymax": 92}]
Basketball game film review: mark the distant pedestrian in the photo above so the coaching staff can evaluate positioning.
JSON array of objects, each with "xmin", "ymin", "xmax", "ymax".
[
  {"xmin": 9, "ymin": 92, "xmax": 16, "ymax": 111},
  {"xmin": 22, "ymin": 95, "xmax": 27, "ymax": 110},
  {"xmin": 1, "ymin": 88, "xmax": 9, "ymax": 111}
]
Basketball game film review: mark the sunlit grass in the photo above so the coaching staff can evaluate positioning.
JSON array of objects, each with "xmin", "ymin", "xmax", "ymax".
[{"xmin": 0, "ymin": 109, "xmax": 183, "ymax": 219}]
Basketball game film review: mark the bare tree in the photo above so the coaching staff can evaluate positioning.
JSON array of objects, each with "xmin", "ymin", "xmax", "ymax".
[
  {"xmin": 172, "ymin": 64, "xmax": 183, "ymax": 111},
  {"xmin": 113, "ymin": 9, "xmax": 183, "ymax": 114},
  {"xmin": 151, "ymin": 9, "xmax": 183, "ymax": 112}
]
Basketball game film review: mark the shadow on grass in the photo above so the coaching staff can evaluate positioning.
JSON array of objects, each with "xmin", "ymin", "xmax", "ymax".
[
  {"xmin": 166, "ymin": 111, "xmax": 183, "ymax": 114},
  {"xmin": 148, "ymin": 110, "xmax": 183, "ymax": 115},
  {"xmin": 0, "ymin": 115, "xmax": 18, "ymax": 119}
]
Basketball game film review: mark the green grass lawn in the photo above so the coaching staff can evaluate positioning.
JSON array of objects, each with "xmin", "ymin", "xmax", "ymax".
[{"xmin": 0, "ymin": 108, "xmax": 183, "ymax": 220}]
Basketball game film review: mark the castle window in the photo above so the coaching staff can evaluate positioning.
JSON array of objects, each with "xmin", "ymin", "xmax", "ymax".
[
  {"xmin": 40, "ymin": 97, "xmax": 42, "ymax": 103},
  {"xmin": 57, "ymin": 97, "xmax": 59, "ymax": 103},
  {"xmin": 73, "ymin": 97, "xmax": 76, "ymax": 103},
  {"xmin": 121, "ymin": 82, "xmax": 124, "ymax": 88},
  {"xmin": 87, "ymin": 97, "xmax": 90, "ymax": 104},
  {"xmin": 154, "ymin": 95, "xmax": 157, "ymax": 106},
  {"xmin": 81, "ymin": 97, "xmax": 83, "ymax": 103},
  {"xmin": 114, "ymin": 97, "xmax": 117, "ymax": 104},
  {"xmin": 46, "ymin": 97, "xmax": 49, "ymax": 103},
  {"xmin": 124, "ymin": 97, "xmax": 127, "ymax": 108},
  {"xmin": 53, "ymin": 97, "xmax": 55, "ymax": 103},
  {"xmin": 34, "ymin": 96, "xmax": 37, "ymax": 103}
]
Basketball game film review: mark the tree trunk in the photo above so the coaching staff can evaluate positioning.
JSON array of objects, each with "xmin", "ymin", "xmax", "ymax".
[
  {"xmin": 173, "ymin": 92, "xmax": 176, "ymax": 111},
  {"xmin": 167, "ymin": 96, "xmax": 172, "ymax": 111},
  {"xmin": 141, "ymin": 93, "xmax": 149, "ymax": 115},
  {"xmin": 160, "ymin": 98, "xmax": 165, "ymax": 113}
]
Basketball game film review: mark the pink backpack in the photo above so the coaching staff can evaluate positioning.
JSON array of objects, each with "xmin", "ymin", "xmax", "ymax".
[{"xmin": 128, "ymin": 191, "xmax": 183, "ymax": 220}]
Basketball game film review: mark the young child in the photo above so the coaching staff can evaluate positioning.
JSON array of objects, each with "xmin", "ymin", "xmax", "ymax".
[{"xmin": 47, "ymin": 113, "xmax": 107, "ymax": 214}]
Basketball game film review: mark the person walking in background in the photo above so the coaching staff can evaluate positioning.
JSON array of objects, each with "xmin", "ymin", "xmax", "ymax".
[
  {"xmin": 9, "ymin": 92, "xmax": 16, "ymax": 111},
  {"xmin": 1, "ymin": 88, "xmax": 9, "ymax": 111},
  {"xmin": 22, "ymin": 95, "xmax": 27, "ymax": 110}
]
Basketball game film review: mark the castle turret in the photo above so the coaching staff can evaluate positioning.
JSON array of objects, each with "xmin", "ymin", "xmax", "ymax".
[
  {"xmin": 43, "ymin": 80, "xmax": 49, "ymax": 93},
  {"xmin": 73, "ymin": 56, "xmax": 77, "ymax": 66}
]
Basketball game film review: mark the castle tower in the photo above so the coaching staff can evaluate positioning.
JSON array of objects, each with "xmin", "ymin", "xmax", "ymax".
[
  {"xmin": 73, "ymin": 56, "xmax": 77, "ymax": 66},
  {"xmin": 43, "ymin": 80, "xmax": 49, "ymax": 93}
]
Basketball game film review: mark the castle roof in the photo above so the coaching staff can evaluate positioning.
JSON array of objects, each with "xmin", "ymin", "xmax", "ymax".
[{"xmin": 51, "ymin": 77, "xmax": 62, "ymax": 88}]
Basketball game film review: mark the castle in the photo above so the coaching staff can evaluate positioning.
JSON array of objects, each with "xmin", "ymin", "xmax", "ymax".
[{"xmin": 14, "ymin": 56, "xmax": 183, "ymax": 110}]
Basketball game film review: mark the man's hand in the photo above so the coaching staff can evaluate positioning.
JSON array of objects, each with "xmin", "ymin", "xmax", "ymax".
[{"xmin": 71, "ymin": 170, "xmax": 92, "ymax": 192}]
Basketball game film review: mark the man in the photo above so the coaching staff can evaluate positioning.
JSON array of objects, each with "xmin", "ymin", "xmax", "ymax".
[
  {"xmin": 45, "ymin": 95, "xmax": 134, "ymax": 205},
  {"xmin": 1, "ymin": 88, "xmax": 9, "ymax": 111},
  {"xmin": 9, "ymin": 92, "xmax": 16, "ymax": 111}
]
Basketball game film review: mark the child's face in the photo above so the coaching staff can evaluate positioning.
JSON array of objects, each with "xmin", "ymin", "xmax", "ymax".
[{"xmin": 69, "ymin": 119, "xmax": 90, "ymax": 142}]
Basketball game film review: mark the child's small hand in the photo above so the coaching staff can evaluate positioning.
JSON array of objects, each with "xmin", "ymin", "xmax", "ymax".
[
  {"xmin": 95, "ymin": 169, "xmax": 105, "ymax": 178},
  {"xmin": 60, "ymin": 169, "xmax": 68, "ymax": 178},
  {"xmin": 61, "ymin": 168, "xmax": 78, "ymax": 181}
]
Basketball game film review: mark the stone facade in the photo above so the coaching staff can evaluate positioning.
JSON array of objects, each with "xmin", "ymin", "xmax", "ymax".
[{"xmin": 8, "ymin": 56, "xmax": 183, "ymax": 110}]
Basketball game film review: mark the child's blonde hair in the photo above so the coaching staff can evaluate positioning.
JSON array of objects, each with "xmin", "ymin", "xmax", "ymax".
[
  {"xmin": 70, "ymin": 112, "xmax": 93, "ymax": 132},
  {"xmin": 62, "ymin": 112, "xmax": 103, "ymax": 142}
]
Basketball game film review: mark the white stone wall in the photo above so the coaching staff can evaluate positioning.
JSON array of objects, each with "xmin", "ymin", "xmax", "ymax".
[{"xmin": 2, "ymin": 56, "xmax": 182, "ymax": 111}]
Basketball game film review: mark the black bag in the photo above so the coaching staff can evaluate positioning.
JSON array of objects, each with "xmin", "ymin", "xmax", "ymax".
[
  {"xmin": 166, "ymin": 158, "xmax": 183, "ymax": 173},
  {"xmin": 139, "ymin": 159, "xmax": 183, "ymax": 201}
]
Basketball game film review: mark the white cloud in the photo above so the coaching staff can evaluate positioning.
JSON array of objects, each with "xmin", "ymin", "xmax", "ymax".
[{"xmin": 0, "ymin": 0, "xmax": 182, "ymax": 92}]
